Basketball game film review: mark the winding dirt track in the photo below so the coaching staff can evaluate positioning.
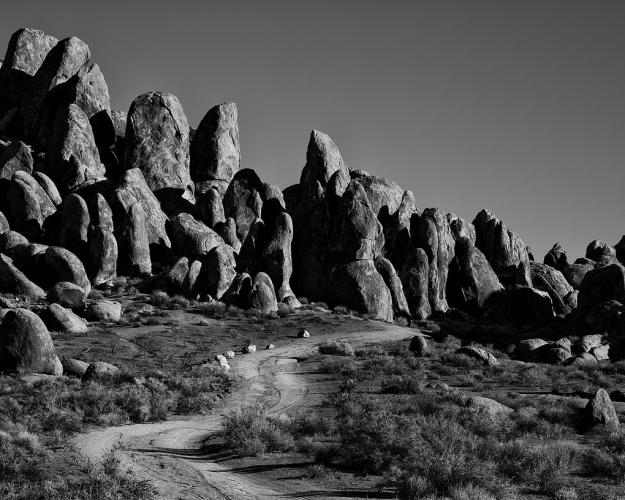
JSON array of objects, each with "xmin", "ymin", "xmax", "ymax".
[{"xmin": 72, "ymin": 321, "xmax": 419, "ymax": 500}]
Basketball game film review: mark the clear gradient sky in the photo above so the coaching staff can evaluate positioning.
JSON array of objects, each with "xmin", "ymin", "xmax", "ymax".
[{"xmin": 2, "ymin": 1, "xmax": 624, "ymax": 259}]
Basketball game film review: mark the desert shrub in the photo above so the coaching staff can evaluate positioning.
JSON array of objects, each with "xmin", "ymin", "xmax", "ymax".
[
  {"xmin": 222, "ymin": 403, "xmax": 294, "ymax": 456},
  {"xmin": 355, "ymin": 344, "xmax": 386, "ymax": 358},
  {"xmin": 298, "ymin": 296, "xmax": 309, "ymax": 305},
  {"xmin": 333, "ymin": 305, "xmax": 350, "ymax": 315},
  {"xmin": 583, "ymin": 448, "xmax": 625, "ymax": 481},
  {"xmin": 149, "ymin": 290, "xmax": 170, "ymax": 307},
  {"xmin": 318, "ymin": 340, "xmax": 355, "ymax": 357},
  {"xmin": 197, "ymin": 300, "xmax": 227, "ymax": 318},
  {"xmin": 380, "ymin": 374, "xmax": 422, "ymax": 394},
  {"xmin": 318, "ymin": 358, "xmax": 357, "ymax": 377},
  {"xmin": 169, "ymin": 295, "xmax": 190, "ymax": 309},
  {"xmin": 440, "ymin": 352, "xmax": 481, "ymax": 369}
]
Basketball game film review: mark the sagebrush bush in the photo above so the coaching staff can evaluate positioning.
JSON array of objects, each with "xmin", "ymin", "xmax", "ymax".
[
  {"xmin": 318, "ymin": 340, "xmax": 355, "ymax": 357},
  {"xmin": 222, "ymin": 403, "xmax": 294, "ymax": 456}
]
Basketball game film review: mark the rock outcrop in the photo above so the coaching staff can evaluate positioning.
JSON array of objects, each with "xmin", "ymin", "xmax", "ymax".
[
  {"xmin": 0, "ymin": 308, "xmax": 61, "ymax": 375},
  {"xmin": 125, "ymin": 91, "xmax": 193, "ymax": 203}
]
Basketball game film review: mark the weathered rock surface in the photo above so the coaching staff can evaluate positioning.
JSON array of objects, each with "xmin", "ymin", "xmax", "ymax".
[
  {"xmin": 300, "ymin": 130, "xmax": 349, "ymax": 194},
  {"xmin": 59, "ymin": 193, "xmax": 90, "ymax": 258},
  {"xmin": 125, "ymin": 91, "xmax": 193, "ymax": 202},
  {"xmin": 33, "ymin": 172, "xmax": 62, "ymax": 206},
  {"xmin": 585, "ymin": 388, "xmax": 619, "ymax": 429},
  {"xmin": 169, "ymin": 213, "xmax": 224, "ymax": 259},
  {"xmin": 530, "ymin": 261, "xmax": 574, "ymax": 316},
  {"xmin": 43, "ymin": 246, "xmax": 90, "ymax": 294},
  {"xmin": 1, "ymin": 170, "xmax": 56, "ymax": 232},
  {"xmin": 116, "ymin": 202, "xmax": 151, "ymax": 276},
  {"xmin": 0, "ymin": 28, "xmax": 58, "ymax": 109},
  {"xmin": 374, "ymin": 256, "xmax": 410, "ymax": 319},
  {"xmin": 196, "ymin": 187, "xmax": 225, "ymax": 228},
  {"xmin": 113, "ymin": 168, "xmax": 170, "ymax": 249},
  {"xmin": 62, "ymin": 357, "xmax": 89, "ymax": 377},
  {"xmin": 412, "ymin": 208, "xmax": 455, "ymax": 313},
  {"xmin": 586, "ymin": 240, "xmax": 617, "ymax": 263},
  {"xmin": 259, "ymin": 212, "xmax": 296, "ymax": 301},
  {"xmin": 353, "ymin": 175, "xmax": 404, "ymax": 217},
  {"xmin": 23, "ymin": 36, "xmax": 91, "ymax": 139},
  {"xmin": 47, "ymin": 103, "xmax": 105, "ymax": 192},
  {"xmin": 447, "ymin": 237, "xmax": 503, "ymax": 313},
  {"xmin": 203, "ymin": 245, "xmax": 237, "ymax": 300},
  {"xmin": 563, "ymin": 261, "xmax": 594, "ymax": 290},
  {"xmin": 86, "ymin": 299, "xmax": 122, "ymax": 322},
  {"xmin": 223, "ymin": 169, "xmax": 264, "ymax": 242},
  {"xmin": 456, "ymin": 345, "xmax": 499, "ymax": 366},
  {"xmin": 544, "ymin": 242, "xmax": 568, "ymax": 271},
  {"xmin": 42, "ymin": 303, "xmax": 88, "ymax": 334},
  {"xmin": 486, "ymin": 286, "xmax": 555, "ymax": 325},
  {"xmin": 0, "ymin": 141, "xmax": 33, "ymax": 179},
  {"xmin": 578, "ymin": 264, "xmax": 625, "ymax": 310},
  {"xmin": 336, "ymin": 181, "xmax": 384, "ymax": 262},
  {"xmin": 82, "ymin": 361, "xmax": 120, "ymax": 382},
  {"xmin": 400, "ymin": 248, "xmax": 431, "ymax": 320},
  {"xmin": 47, "ymin": 281, "xmax": 86, "ymax": 308},
  {"xmin": 0, "ymin": 308, "xmax": 61, "ymax": 375},
  {"xmin": 190, "ymin": 101, "xmax": 239, "ymax": 191},
  {"xmin": 330, "ymin": 260, "xmax": 393, "ymax": 322},
  {"xmin": 0, "ymin": 253, "xmax": 46, "ymax": 298},
  {"xmin": 88, "ymin": 225, "xmax": 117, "ymax": 286},
  {"xmin": 473, "ymin": 209, "xmax": 532, "ymax": 286},
  {"xmin": 382, "ymin": 190, "xmax": 417, "ymax": 270},
  {"xmin": 248, "ymin": 272, "xmax": 278, "ymax": 314}
]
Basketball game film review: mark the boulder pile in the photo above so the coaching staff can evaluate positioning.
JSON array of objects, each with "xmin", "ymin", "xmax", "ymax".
[{"xmin": 1, "ymin": 27, "xmax": 625, "ymax": 374}]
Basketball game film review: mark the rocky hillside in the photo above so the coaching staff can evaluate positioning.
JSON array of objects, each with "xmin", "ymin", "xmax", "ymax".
[{"xmin": 0, "ymin": 27, "xmax": 624, "ymax": 376}]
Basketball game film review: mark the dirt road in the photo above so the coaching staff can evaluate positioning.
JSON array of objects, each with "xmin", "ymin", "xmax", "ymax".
[{"xmin": 72, "ymin": 320, "xmax": 419, "ymax": 499}]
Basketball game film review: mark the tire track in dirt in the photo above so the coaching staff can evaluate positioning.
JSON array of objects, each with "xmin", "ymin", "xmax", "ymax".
[{"xmin": 72, "ymin": 321, "xmax": 419, "ymax": 499}]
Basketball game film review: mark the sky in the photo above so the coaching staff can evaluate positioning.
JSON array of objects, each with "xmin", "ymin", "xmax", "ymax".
[{"xmin": 1, "ymin": 1, "xmax": 624, "ymax": 259}]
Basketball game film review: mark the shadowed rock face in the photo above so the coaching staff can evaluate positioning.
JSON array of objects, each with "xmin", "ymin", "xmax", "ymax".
[
  {"xmin": 203, "ymin": 244, "xmax": 237, "ymax": 300},
  {"xmin": 374, "ymin": 255, "xmax": 410, "ymax": 319},
  {"xmin": 191, "ymin": 101, "xmax": 240, "ymax": 192},
  {"xmin": 382, "ymin": 190, "xmax": 417, "ymax": 271},
  {"xmin": 400, "ymin": 247, "xmax": 431, "ymax": 320},
  {"xmin": 47, "ymin": 103, "xmax": 105, "ymax": 192},
  {"xmin": 473, "ymin": 209, "xmax": 532, "ymax": 287},
  {"xmin": 0, "ymin": 141, "xmax": 33, "ymax": 179},
  {"xmin": 125, "ymin": 91, "xmax": 194, "ymax": 203},
  {"xmin": 544, "ymin": 242, "xmax": 568, "ymax": 271},
  {"xmin": 578, "ymin": 264, "xmax": 625, "ymax": 310},
  {"xmin": 330, "ymin": 260, "xmax": 393, "ymax": 322},
  {"xmin": 112, "ymin": 168, "xmax": 171, "ymax": 249},
  {"xmin": 530, "ymin": 262, "xmax": 574, "ymax": 317},
  {"xmin": 447, "ymin": 237, "xmax": 503, "ymax": 313},
  {"xmin": 0, "ymin": 28, "xmax": 58, "ymax": 109},
  {"xmin": 223, "ymin": 168, "xmax": 264, "ymax": 242},
  {"xmin": 336, "ymin": 181, "xmax": 384, "ymax": 263},
  {"xmin": 0, "ymin": 171, "xmax": 56, "ymax": 233},
  {"xmin": 169, "ymin": 213, "xmax": 224, "ymax": 260},
  {"xmin": 116, "ymin": 202, "xmax": 151, "ymax": 276},
  {"xmin": 260, "ymin": 212, "xmax": 296, "ymax": 301},
  {"xmin": 23, "ymin": 36, "xmax": 91, "ymax": 140},
  {"xmin": 586, "ymin": 239, "xmax": 617, "ymax": 263}
]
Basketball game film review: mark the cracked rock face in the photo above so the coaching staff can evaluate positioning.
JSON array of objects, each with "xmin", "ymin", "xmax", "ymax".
[{"xmin": 125, "ymin": 91, "xmax": 194, "ymax": 203}]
